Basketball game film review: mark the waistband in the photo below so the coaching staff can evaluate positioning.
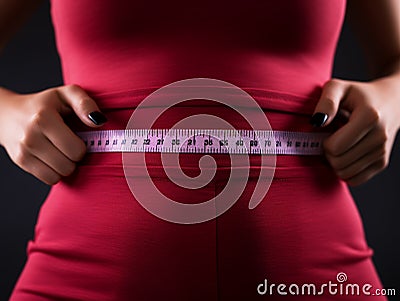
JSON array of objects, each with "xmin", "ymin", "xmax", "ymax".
[
  {"xmin": 62, "ymin": 89, "xmax": 340, "ymax": 179},
  {"xmin": 65, "ymin": 87, "xmax": 337, "ymax": 133},
  {"xmin": 85, "ymin": 86, "xmax": 320, "ymax": 114}
]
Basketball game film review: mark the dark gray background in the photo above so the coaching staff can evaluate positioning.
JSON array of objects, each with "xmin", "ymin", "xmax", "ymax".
[{"xmin": 0, "ymin": 2, "xmax": 399, "ymax": 300}]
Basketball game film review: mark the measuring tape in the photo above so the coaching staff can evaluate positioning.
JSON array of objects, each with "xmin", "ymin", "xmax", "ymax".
[{"xmin": 76, "ymin": 129, "xmax": 329, "ymax": 155}]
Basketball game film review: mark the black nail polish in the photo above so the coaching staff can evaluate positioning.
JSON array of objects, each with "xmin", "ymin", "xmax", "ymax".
[
  {"xmin": 88, "ymin": 111, "xmax": 108, "ymax": 125},
  {"xmin": 310, "ymin": 112, "xmax": 328, "ymax": 127}
]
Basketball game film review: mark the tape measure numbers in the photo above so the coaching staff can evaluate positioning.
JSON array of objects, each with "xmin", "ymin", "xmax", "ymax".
[{"xmin": 76, "ymin": 129, "xmax": 329, "ymax": 155}]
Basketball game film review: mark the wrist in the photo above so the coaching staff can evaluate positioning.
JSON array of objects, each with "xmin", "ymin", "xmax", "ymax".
[
  {"xmin": 371, "ymin": 71, "xmax": 400, "ymax": 92},
  {"xmin": 372, "ymin": 74, "xmax": 400, "ymax": 132},
  {"xmin": 0, "ymin": 87, "xmax": 21, "ymax": 147}
]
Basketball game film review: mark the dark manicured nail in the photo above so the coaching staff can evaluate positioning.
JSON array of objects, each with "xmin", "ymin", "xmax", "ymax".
[
  {"xmin": 310, "ymin": 112, "xmax": 328, "ymax": 127},
  {"xmin": 88, "ymin": 111, "xmax": 107, "ymax": 125}
]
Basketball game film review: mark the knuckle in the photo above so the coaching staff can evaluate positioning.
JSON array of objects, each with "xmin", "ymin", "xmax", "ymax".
[
  {"xmin": 363, "ymin": 106, "xmax": 380, "ymax": 127},
  {"xmin": 324, "ymin": 142, "xmax": 341, "ymax": 157},
  {"xmin": 77, "ymin": 97, "xmax": 88, "ymax": 110},
  {"xmin": 378, "ymin": 156, "xmax": 389, "ymax": 169},
  {"xmin": 376, "ymin": 127, "xmax": 389, "ymax": 143},
  {"xmin": 30, "ymin": 110, "xmax": 47, "ymax": 128},
  {"xmin": 45, "ymin": 174, "xmax": 61, "ymax": 186},
  {"xmin": 20, "ymin": 133, "xmax": 36, "ymax": 150},
  {"xmin": 13, "ymin": 146, "xmax": 29, "ymax": 167},
  {"xmin": 327, "ymin": 157, "xmax": 341, "ymax": 170},
  {"xmin": 62, "ymin": 162, "xmax": 76, "ymax": 177},
  {"xmin": 66, "ymin": 85, "xmax": 91, "ymax": 106},
  {"xmin": 383, "ymin": 158, "xmax": 389, "ymax": 168},
  {"xmin": 324, "ymin": 97, "xmax": 337, "ymax": 111},
  {"xmin": 377, "ymin": 133, "xmax": 388, "ymax": 146},
  {"xmin": 38, "ymin": 88, "xmax": 56, "ymax": 101},
  {"xmin": 71, "ymin": 141, "xmax": 87, "ymax": 162},
  {"xmin": 326, "ymin": 78, "xmax": 342, "ymax": 87},
  {"xmin": 65, "ymin": 84, "xmax": 81, "ymax": 93},
  {"xmin": 374, "ymin": 147, "xmax": 388, "ymax": 169}
]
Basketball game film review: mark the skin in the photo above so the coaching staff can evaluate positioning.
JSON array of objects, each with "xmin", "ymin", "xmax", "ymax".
[
  {"xmin": 315, "ymin": 0, "xmax": 400, "ymax": 186},
  {"xmin": 0, "ymin": 0, "xmax": 399, "ymax": 186},
  {"xmin": 0, "ymin": 0, "xmax": 107, "ymax": 185}
]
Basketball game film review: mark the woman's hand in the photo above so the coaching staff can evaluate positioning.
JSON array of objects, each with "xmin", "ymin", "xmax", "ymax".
[
  {"xmin": 0, "ymin": 85, "xmax": 107, "ymax": 185},
  {"xmin": 311, "ymin": 76, "xmax": 400, "ymax": 186}
]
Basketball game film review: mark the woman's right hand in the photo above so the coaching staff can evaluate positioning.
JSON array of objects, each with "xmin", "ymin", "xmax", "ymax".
[{"xmin": 0, "ymin": 84, "xmax": 107, "ymax": 185}]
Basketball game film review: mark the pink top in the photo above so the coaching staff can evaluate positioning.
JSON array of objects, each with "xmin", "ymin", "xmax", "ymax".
[{"xmin": 50, "ymin": 0, "xmax": 346, "ymax": 111}]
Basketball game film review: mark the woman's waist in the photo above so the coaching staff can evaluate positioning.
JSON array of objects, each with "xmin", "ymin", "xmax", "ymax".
[
  {"xmin": 62, "ymin": 88, "xmax": 340, "ymax": 179},
  {"xmin": 64, "ymin": 84, "xmax": 340, "ymax": 131},
  {"xmin": 64, "ymin": 89, "xmax": 339, "ymax": 133},
  {"xmin": 67, "ymin": 106, "xmax": 323, "ymax": 131}
]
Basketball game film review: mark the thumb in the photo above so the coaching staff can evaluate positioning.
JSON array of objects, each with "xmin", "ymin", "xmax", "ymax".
[
  {"xmin": 57, "ymin": 84, "xmax": 108, "ymax": 127},
  {"xmin": 311, "ymin": 79, "xmax": 348, "ymax": 127}
]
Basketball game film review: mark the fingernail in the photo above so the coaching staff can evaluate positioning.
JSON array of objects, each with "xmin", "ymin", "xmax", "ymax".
[
  {"xmin": 88, "ymin": 111, "xmax": 108, "ymax": 125},
  {"xmin": 310, "ymin": 112, "xmax": 328, "ymax": 127}
]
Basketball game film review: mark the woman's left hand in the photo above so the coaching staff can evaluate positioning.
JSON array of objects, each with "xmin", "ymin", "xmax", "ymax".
[{"xmin": 311, "ymin": 76, "xmax": 400, "ymax": 186}]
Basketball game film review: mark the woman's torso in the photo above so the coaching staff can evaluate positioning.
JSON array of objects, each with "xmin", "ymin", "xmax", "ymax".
[{"xmin": 11, "ymin": 2, "xmax": 389, "ymax": 300}]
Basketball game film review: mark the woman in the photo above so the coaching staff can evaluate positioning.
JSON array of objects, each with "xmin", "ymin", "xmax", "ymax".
[{"xmin": 1, "ymin": 0, "xmax": 399, "ymax": 300}]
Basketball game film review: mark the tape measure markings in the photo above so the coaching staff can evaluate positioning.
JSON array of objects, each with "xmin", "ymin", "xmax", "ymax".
[{"xmin": 76, "ymin": 129, "xmax": 329, "ymax": 155}]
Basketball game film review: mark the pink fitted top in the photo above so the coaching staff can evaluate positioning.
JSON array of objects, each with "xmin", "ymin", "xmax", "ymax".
[{"xmin": 50, "ymin": 0, "xmax": 346, "ymax": 111}]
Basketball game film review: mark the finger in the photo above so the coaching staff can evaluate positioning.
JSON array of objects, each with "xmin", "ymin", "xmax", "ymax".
[
  {"xmin": 311, "ymin": 79, "xmax": 349, "ymax": 127},
  {"xmin": 38, "ymin": 111, "xmax": 87, "ymax": 162},
  {"xmin": 335, "ymin": 146, "xmax": 385, "ymax": 181},
  {"xmin": 17, "ymin": 152, "xmax": 61, "ymax": 186},
  {"xmin": 326, "ymin": 127, "xmax": 386, "ymax": 171},
  {"xmin": 345, "ymin": 160, "xmax": 387, "ymax": 187},
  {"xmin": 323, "ymin": 105, "xmax": 377, "ymax": 156},
  {"xmin": 56, "ymin": 84, "xmax": 108, "ymax": 127},
  {"xmin": 26, "ymin": 133, "xmax": 77, "ymax": 177}
]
